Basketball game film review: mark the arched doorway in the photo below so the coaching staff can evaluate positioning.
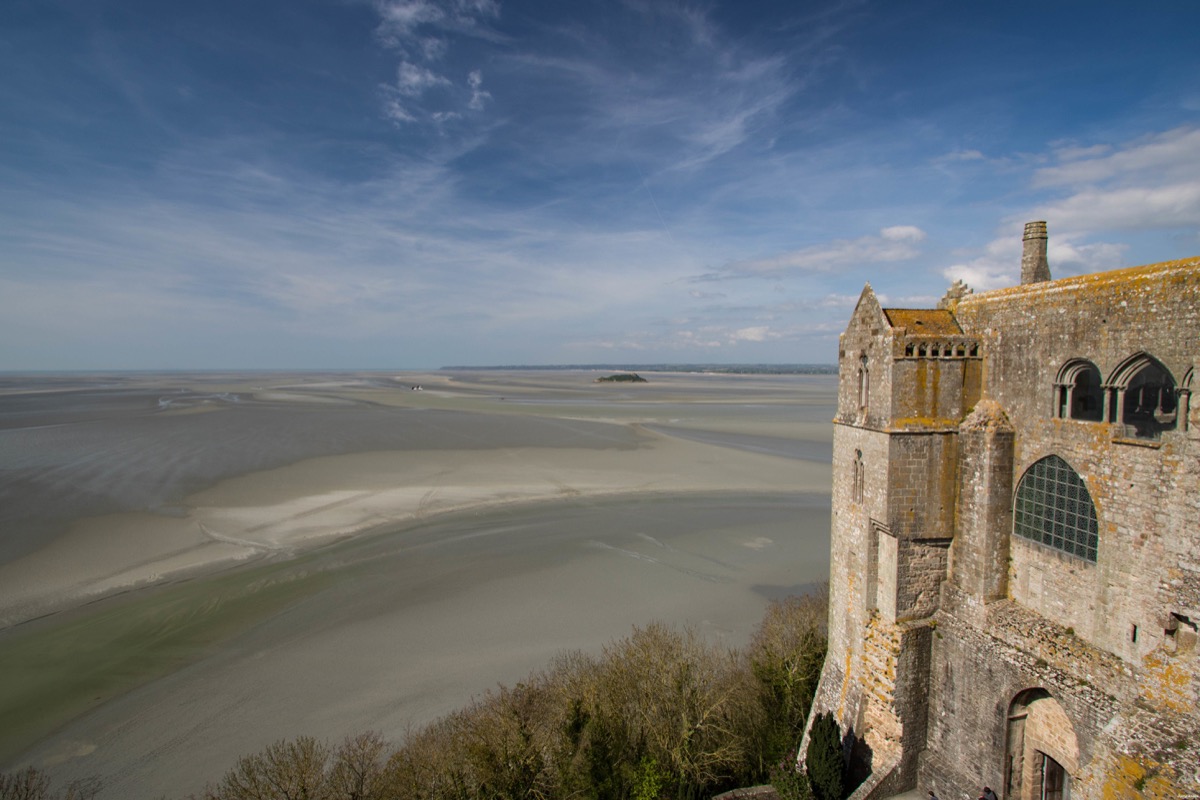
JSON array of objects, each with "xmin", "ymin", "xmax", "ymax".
[{"xmin": 1004, "ymin": 689, "xmax": 1078, "ymax": 800}]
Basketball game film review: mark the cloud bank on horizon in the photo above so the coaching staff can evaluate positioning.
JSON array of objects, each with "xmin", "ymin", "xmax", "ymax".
[{"xmin": 1, "ymin": 0, "xmax": 1198, "ymax": 370}]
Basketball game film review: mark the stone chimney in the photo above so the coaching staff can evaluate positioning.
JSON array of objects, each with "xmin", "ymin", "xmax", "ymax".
[{"xmin": 1021, "ymin": 220, "xmax": 1051, "ymax": 285}]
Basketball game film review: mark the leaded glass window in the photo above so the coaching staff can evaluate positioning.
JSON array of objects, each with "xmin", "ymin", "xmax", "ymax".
[{"xmin": 1013, "ymin": 455, "xmax": 1098, "ymax": 562}]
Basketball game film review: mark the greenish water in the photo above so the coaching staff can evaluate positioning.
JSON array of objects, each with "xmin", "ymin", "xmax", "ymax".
[
  {"xmin": 0, "ymin": 560, "xmax": 333, "ymax": 762},
  {"xmin": 0, "ymin": 491, "xmax": 829, "ymax": 778}
]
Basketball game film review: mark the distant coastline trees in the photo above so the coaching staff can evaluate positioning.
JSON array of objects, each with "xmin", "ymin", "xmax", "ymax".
[{"xmin": 595, "ymin": 373, "xmax": 648, "ymax": 383}]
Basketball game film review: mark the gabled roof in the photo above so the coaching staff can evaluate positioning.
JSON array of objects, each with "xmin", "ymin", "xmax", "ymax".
[{"xmin": 882, "ymin": 308, "xmax": 962, "ymax": 335}]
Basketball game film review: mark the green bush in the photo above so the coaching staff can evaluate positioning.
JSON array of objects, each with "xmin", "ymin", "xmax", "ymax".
[{"xmin": 769, "ymin": 748, "xmax": 814, "ymax": 800}]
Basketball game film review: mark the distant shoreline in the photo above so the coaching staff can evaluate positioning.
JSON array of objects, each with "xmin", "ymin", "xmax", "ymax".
[
  {"xmin": 0, "ymin": 364, "xmax": 837, "ymax": 380},
  {"xmin": 440, "ymin": 363, "xmax": 838, "ymax": 374}
]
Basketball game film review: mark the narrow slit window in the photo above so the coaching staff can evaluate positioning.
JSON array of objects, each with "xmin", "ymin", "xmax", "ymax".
[
  {"xmin": 853, "ymin": 449, "xmax": 865, "ymax": 504},
  {"xmin": 858, "ymin": 356, "xmax": 869, "ymax": 410}
]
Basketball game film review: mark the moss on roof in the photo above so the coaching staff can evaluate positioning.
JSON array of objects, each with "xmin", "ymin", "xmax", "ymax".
[
  {"xmin": 958, "ymin": 256, "xmax": 1200, "ymax": 308},
  {"xmin": 882, "ymin": 308, "xmax": 962, "ymax": 335}
]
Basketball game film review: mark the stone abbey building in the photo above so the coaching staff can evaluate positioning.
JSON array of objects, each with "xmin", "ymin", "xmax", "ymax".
[{"xmin": 806, "ymin": 223, "xmax": 1200, "ymax": 799}]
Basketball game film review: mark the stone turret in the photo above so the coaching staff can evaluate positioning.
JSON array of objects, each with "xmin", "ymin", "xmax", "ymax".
[{"xmin": 1020, "ymin": 220, "xmax": 1051, "ymax": 285}]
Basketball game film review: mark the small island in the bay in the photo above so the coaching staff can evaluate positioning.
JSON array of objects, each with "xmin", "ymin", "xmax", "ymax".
[{"xmin": 595, "ymin": 373, "xmax": 647, "ymax": 383}]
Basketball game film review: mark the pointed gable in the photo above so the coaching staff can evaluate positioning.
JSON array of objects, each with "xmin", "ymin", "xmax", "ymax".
[{"xmin": 845, "ymin": 283, "xmax": 888, "ymax": 335}]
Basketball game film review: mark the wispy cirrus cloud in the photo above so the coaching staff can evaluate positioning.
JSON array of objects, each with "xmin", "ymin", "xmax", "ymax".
[
  {"xmin": 1034, "ymin": 127, "xmax": 1200, "ymax": 188},
  {"xmin": 374, "ymin": 0, "xmax": 500, "ymax": 124},
  {"xmin": 375, "ymin": 0, "xmax": 501, "ymax": 47},
  {"xmin": 495, "ymin": 4, "xmax": 818, "ymax": 179},
  {"xmin": 1031, "ymin": 126, "xmax": 1200, "ymax": 234},
  {"xmin": 698, "ymin": 225, "xmax": 926, "ymax": 280},
  {"xmin": 4, "ymin": 1, "xmax": 1199, "ymax": 370},
  {"xmin": 466, "ymin": 69, "xmax": 490, "ymax": 110}
]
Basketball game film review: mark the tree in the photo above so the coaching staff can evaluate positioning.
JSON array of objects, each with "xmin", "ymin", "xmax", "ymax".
[
  {"xmin": 328, "ymin": 732, "xmax": 390, "ymax": 800},
  {"xmin": 804, "ymin": 712, "xmax": 844, "ymax": 800},
  {"xmin": 0, "ymin": 768, "xmax": 99, "ymax": 800},
  {"xmin": 746, "ymin": 591, "xmax": 828, "ymax": 770},
  {"xmin": 203, "ymin": 737, "xmax": 330, "ymax": 800}
]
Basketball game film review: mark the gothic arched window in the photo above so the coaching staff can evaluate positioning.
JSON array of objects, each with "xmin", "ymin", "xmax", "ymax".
[
  {"xmin": 1055, "ymin": 360, "xmax": 1103, "ymax": 421},
  {"xmin": 1013, "ymin": 455, "xmax": 1098, "ymax": 562},
  {"xmin": 1123, "ymin": 362, "xmax": 1176, "ymax": 437},
  {"xmin": 1107, "ymin": 353, "xmax": 1177, "ymax": 439}
]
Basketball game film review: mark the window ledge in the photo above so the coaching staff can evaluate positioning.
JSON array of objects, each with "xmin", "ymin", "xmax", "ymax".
[{"xmin": 1113, "ymin": 437, "xmax": 1163, "ymax": 449}]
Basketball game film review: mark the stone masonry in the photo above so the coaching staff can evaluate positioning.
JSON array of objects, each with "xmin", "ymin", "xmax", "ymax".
[{"xmin": 804, "ymin": 222, "xmax": 1200, "ymax": 799}]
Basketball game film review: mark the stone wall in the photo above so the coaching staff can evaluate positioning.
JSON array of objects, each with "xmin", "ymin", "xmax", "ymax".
[
  {"xmin": 806, "ymin": 254, "xmax": 1200, "ymax": 800},
  {"xmin": 889, "ymin": 355, "xmax": 981, "ymax": 428},
  {"xmin": 952, "ymin": 258, "xmax": 1200, "ymax": 426}
]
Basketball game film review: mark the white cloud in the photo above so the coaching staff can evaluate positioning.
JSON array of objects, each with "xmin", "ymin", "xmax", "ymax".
[
  {"xmin": 1033, "ymin": 127, "xmax": 1200, "ymax": 188},
  {"xmin": 1048, "ymin": 239, "xmax": 1128, "ymax": 273},
  {"xmin": 1035, "ymin": 183, "xmax": 1200, "ymax": 233},
  {"xmin": 941, "ymin": 262, "xmax": 1010, "ymax": 293},
  {"xmin": 373, "ymin": 1, "xmax": 499, "ymax": 124},
  {"xmin": 712, "ymin": 226, "xmax": 926, "ymax": 279},
  {"xmin": 880, "ymin": 225, "xmax": 926, "ymax": 243},
  {"xmin": 567, "ymin": 321, "xmax": 788, "ymax": 355},
  {"xmin": 940, "ymin": 125, "xmax": 1200, "ymax": 291},
  {"xmin": 375, "ymin": 0, "xmax": 500, "ymax": 45},
  {"xmin": 874, "ymin": 293, "xmax": 939, "ymax": 308},
  {"xmin": 942, "ymin": 234, "xmax": 1020, "ymax": 291},
  {"xmin": 668, "ymin": 64, "xmax": 791, "ymax": 171},
  {"xmin": 818, "ymin": 293, "xmax": 863, "ymax": 309},
  {"xmin": 1050, "ymin": 143, "xmax": 1110, "ymax": 163},
  {"xmin": 382, "ymin": 97, "xmax": 416, "ymax": 123},
  {"xmin": 731, "ymin": 325, "xmax": 769, "ymax": 342},
  {"xmin": 376, "ymin": 0, "xmax": 445, "ymax": 41},
  {"xmin": 502, "ymin": 9, "xmax": 806, "ymax": 176},
  {"xmin": 394, "ymin": 61, "xmax": 450, "ymax": 96},
  {"xmin": 1025, "ymin": 128, "xmax": 1200, "ymax": 237},
  {"xmin": 943, "ymin": 230, "xmax": 1131, "ymax": 291},
  {"xmin": 937, "ymin": 149, "xmax": 986, "ymax": 163},
  {"xmin": 467, "ymin": 69, "xmax": 490, "ymax": 110}
]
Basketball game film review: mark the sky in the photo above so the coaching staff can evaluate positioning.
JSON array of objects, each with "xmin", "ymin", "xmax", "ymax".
[{"xmin": 2, "ymin": 1, "xmax": 1199, "ymax": 370}]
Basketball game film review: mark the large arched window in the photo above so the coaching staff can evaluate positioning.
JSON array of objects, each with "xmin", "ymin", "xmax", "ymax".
[{"xmin": 1013, "ymin": 455, "xmax": 1098, "ymax": 562}]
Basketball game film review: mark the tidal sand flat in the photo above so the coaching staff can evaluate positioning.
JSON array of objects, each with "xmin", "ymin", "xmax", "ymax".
[{"xmin": 0, "ymin": 370, "xmax": 835, "ymax": 798}]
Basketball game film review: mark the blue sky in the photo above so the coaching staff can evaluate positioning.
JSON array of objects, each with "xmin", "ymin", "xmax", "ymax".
[{"xmin": 2, "ymin": 1, "xmax": 1198, "ymax": 369}]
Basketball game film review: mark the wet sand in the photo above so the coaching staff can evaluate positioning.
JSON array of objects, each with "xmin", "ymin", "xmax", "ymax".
[{"xmin": 0, "ymin": 370, "xmax": 835, "ymax": 798}]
